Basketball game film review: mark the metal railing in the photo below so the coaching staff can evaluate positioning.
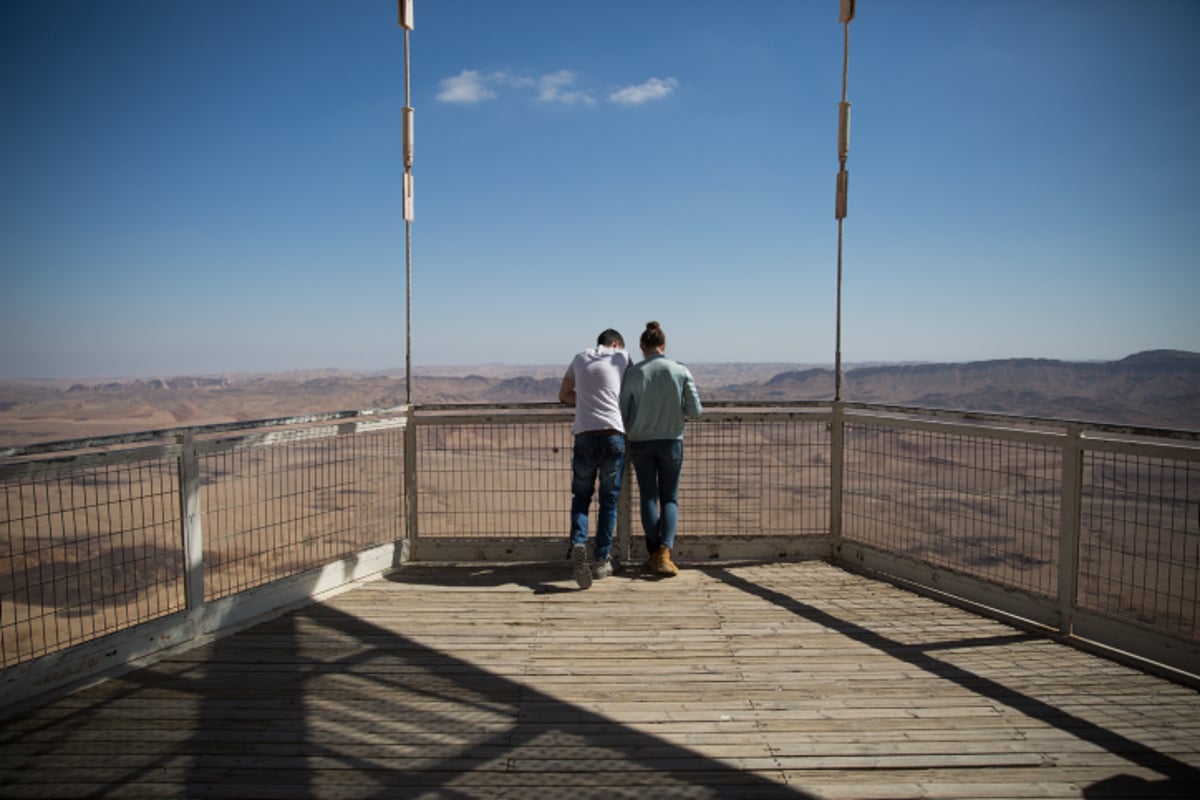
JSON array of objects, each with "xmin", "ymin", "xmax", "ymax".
[
  {"xmin": 2, "ymin": 401, "xmax": 1197, "ymax": 709},
  {"xmin": 835, "ymin": 403, "xmax": 1200, "ymax": 679},
  {"xmin": 408, "ymin": 405, "xmax": 831, "ymax": 562}
]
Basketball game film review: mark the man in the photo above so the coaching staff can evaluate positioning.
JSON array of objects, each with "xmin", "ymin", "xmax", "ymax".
[
  {"xmin": 619, "ymin": 321, "xmax": 702, "ymax": 577},
  {"xmin": 559, "ymin": 328, "xmax": 629, "ymax": 589}
]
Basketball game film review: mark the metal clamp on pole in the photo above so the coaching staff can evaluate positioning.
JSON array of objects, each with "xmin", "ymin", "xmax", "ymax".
[
  {"xmin": 402, "ymin": 106, "xmax": 415, "ymax": 221},
  {"xmin": 835, "ymin": 169, "xmax": 849, "ymax": 221},
  {"xmin": 837, "ymin": 100, "xmax": 851, "ymax": 164},
  {"xmin": 402, "ymin": 106, "xmax": 414, "ymax": 170},
  {"xmin": 403, "ymin": 173, "xmax": 415, "ymax": 222}
]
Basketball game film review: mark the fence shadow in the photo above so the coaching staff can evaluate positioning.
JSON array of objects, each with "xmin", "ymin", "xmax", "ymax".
[
  {"xmin": 701, "ymin": 564, "xmax": 1200, "ymax": 797},
  {"xmin": 187, "ymin": 597, "xmax": 817, "ymax": 797},
  {"xmin": 0, "ymin": 583, "xmax": 814, "ymax": 798}
]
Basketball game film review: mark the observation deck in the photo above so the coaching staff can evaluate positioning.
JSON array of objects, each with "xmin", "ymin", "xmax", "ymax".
[{"xmin": 2, "ymin": 401, "xmax": 1199, "ymax": 798}]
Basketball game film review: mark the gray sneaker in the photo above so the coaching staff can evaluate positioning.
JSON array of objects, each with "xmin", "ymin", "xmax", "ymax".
[
  {"xmin": 592, "ymin": 558, "xmax": 613, "ymax": 580},
  {"xmin": 571, "ymin": 544, "xmax": 592, "ymax": 589}
]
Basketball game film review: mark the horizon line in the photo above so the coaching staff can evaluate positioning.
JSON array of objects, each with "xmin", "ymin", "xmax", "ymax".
[{"xmin": 4, "ymin": 349, "xmax": 1196, "ymax": 384}]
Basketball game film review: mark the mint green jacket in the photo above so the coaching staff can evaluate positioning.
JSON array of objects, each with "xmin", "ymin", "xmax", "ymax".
[{"xmin": 619, "ymin": 354, "xmax": 703, "ymax": 442}]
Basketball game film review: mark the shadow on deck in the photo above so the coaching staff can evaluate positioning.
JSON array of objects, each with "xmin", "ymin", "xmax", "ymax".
[{"xmin": 1, "ymin": 561, "xmax": 1198, "ymax": 799}]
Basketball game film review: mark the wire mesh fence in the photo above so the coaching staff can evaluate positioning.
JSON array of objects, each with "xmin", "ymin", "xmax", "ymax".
[
  {"xmin": 841, "ymin": 420, "xmax": 1062, "ymax": 597},
  {"xmin": 1, "ymin": 456, "xmax": 185, "ymax": 667},
  {"xmin": 412, "ymin": 412, "xmax": 830, "ymax": 545},
  {"xmin": 662, "ymin": 413, "xmax": 830, "ymax": 539},
  {"xmin": 201, "ymin": 424, "xmax": 405, "ymax": 600},
  {"xmin": 1078, "ymin": 447, "xmax": 1200, "ymax": 639},
  {"xmin": 414, "ymin": 417, "xmax": 572, "ymax": 539}
]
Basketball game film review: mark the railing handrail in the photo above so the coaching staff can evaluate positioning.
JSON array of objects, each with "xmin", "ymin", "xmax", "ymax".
[
  {"xmin": 841, "ymin": 400, "xmax": 1200, "ymax": 441},
  {"xmin": 6, "ymin": 399, "xmax": 1197, "ymax": 488},
  {"xmin": 7, "ymin": 398, "xmax": 1196, "ymax": 464},
  {"xmin": 0, "ymin": 404, "xmax": 412, "ymax": 461}
]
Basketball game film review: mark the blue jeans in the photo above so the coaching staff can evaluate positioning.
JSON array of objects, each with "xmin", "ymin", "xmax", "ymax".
[
  {"xmin": 570, "ymin": 433, "xmax": 626, "ymax": 560},
  {"xmin": 629, "ymin": 439, "xmax": 684, "ymax": 552}
]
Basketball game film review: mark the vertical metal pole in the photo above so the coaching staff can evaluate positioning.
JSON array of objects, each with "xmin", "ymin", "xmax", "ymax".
[
  {"xmin": 403, "ymin": 410, "xmax": 419, "ymax": 561},
  {"xmin": 617, "ymin": 461, "xmax": 633, "ymax": 567},
  {"xmin": 832, "ymin": 3, "xmax": 855, "ymax": 561},
  {"xmin": 402, "ymin": 13, "xmax": 414, "ymax": 405},
  {"xmin": 178, "ymin": 432, "xmax": 204, "ymax": 611},
  {"xmin": 829, "ymin": 405, "xmax": 845, "ymax": 556},
  {"xmin": 1058, "ymin": 426, "xmax": 1083, "ymax": 636},
  {"xmin": 835, "ymin": 230, "xmax": 845, "ymax": 401},
  {"xmin": 834, "ymin": 2, "xmax": 854, "ymax": 402},
  {"xmin": 399, "ymin": 2, "xmax": 417, "ymax": 561}
]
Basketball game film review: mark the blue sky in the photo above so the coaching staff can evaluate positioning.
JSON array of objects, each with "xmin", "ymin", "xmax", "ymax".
[{"xmin": 2, "ymin": 1, "xmax": 1197, "ymax": 379}]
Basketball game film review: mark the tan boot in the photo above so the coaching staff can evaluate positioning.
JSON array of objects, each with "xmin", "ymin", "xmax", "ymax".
[
  {"xmin": 656, "ymin": 546, "xmax": 679, "ymax": 576},
  {"xmin": 643, "ymin": 548, "xmax": 661, "ymax": 572}
]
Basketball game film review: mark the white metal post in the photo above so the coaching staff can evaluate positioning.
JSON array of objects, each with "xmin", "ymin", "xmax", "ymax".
[
  {"xmin": 177, "ymin": 432, "xmax": 204, "ymax": 610},
  {"xmin": 830, "ymin": 403, "xmax": 845, "ymax": 555},
  {"xmin": 403, "ymin": 410, "xmax": 419, "ymax": 560},
  {"xmin": 1058, "ymin": 426, "xmax": 1083, "ymax": 635}
]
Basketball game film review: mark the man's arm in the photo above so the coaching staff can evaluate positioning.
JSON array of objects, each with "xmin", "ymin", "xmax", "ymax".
[{"xmin": 559, "ymin": 372, "xmax": 576, "ymax": 406}]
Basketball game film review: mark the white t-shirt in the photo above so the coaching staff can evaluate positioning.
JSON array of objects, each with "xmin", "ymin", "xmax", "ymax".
[{"xmin": 566, "ymin": 346, "xmax": 629, "ymax": 435}]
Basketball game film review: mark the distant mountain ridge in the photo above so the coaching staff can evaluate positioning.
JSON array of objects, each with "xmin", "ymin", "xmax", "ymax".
[
  {"xmin": 67, "ymin": 376, "xmax": 232, "ymax": 393},
  {"xmin": 1, "ymin": 351, "xmax": 1197, "ymax": 447},
  {"xmin": 483, "ymin": 376, "xmax": 562, "ymax": 402},
  {"xmin": 711, "ymin": 350, "xmax": 1200, "ymax": 428}
]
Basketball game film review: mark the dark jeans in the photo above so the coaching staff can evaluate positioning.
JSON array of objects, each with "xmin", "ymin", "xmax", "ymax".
[
  {"xmin": 629, "ymin": 439, "xmax": 684, "ymax": 552},
  {"xmin": 569, "ymin": 433, "xmax": 626, "ymax": 560}
]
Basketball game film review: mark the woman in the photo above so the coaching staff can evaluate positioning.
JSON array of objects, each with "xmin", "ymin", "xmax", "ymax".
[{"xmin": 619, "ymin": 321, "xmax": 703, "ymax": 576}]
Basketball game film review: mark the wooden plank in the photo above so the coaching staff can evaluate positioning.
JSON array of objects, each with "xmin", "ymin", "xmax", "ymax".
[{"xmin": 1, "ymin": 561, "xmax": 1198, "ymax": 799}]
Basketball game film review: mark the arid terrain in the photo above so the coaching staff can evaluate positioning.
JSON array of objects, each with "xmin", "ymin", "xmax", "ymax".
[{"xmin": 1, "ymin": 349, "xmax": 1197, "ymax": 448}]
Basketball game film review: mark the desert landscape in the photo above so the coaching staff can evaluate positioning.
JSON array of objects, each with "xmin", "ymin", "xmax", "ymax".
[{"xmin": 1, "ymin": 349, "xmax": 1197, "ymax": 449}]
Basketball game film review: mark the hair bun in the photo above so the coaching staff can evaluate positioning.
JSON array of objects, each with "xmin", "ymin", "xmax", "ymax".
[{"xmin": 646, "ymin": 321, "xmax": 660, "ymax": 330}]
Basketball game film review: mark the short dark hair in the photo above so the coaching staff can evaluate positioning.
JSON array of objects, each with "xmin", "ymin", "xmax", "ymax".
[{"xmin": 597, "ymin": 328, "xmax": 624, "ymax": 347}]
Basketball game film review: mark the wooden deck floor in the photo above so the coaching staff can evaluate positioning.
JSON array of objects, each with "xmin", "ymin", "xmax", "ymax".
[{"xmin": 2, "ymin": 560, "xmax": 1198, "ymax": 799}]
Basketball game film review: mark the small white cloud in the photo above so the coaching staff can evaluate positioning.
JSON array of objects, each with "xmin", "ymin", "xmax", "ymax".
[
  {"xmin": 536, "ymin": 70, "xmax": 596, "ymax": 106},
  {"xmin": 436, "ymin": 70, "xmax": 495, "ymax": 103},
  {"xmin": 490, "ymin": 71, "xmax": 536, "ymax": 90},
  {"xmin": 437, "ymin": 68, "xmax": 605, "ymax": 106},
  {"xmin": 609, "ymin": 76, "xmax": 679, "ymax": 106}
]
